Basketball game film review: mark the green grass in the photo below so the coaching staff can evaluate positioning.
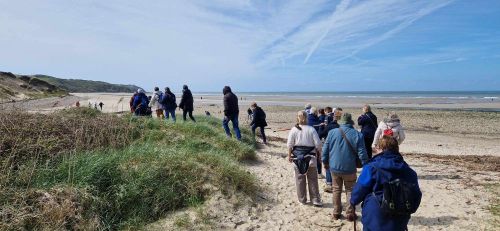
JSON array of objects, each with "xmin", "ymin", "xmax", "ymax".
[
  {"xmin": 1, "ymin": 112, "xmax": 257, "ymax": 230},
  {"xmin": 485, "ymin": 183, "xmax": 500, "ymax": 229}
]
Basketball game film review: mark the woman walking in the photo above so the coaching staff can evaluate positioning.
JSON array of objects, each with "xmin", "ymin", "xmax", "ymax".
[
  {"xmin": 372, "ymin": 112, "xmax": 405, "ymax": 149},
  {"xmin": 287, "ymin": 111, "xmax": 322, "ymax": 206},
  {"xmin": 351, "ymin": 136, "xmax": 421, "ymax": 231}
]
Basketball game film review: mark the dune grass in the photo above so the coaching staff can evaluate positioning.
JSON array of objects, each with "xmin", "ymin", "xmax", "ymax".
[{"xmin": 0, "ymin": 109, "xmax": 257, "ymax": 230}]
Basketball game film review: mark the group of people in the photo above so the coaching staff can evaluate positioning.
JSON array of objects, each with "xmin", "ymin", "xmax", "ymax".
[
  {"xmin": 128, "ymin": 85, "xmax": 269, "ymax": 143},
  {"xmin": 287, "ymin": 104, "xmax": 419, "ymax": 230},
  {"xmin": 129, "ymin": 85, "xmax": 195, "ymax": 122}
]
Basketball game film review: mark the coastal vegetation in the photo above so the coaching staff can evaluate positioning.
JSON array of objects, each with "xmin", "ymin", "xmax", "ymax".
[{"xmin": 0, "ymin": 108, "xmax": 257, "ymax": 230}]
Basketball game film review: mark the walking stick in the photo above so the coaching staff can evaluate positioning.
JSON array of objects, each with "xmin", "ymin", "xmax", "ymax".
[{"xmin": 353, "ymin": 206, "xmax": 357, "ymax": 231}]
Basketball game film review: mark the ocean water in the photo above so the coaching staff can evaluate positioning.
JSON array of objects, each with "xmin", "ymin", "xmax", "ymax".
[{"xmin": 196, "ymin": 91, "xmax": 500, "ymax": 100}]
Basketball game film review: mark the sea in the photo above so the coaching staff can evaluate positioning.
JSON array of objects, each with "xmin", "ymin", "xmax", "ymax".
[{"xmin": 195, "ymin": 91, "xmax": 500, "ymax": 100}]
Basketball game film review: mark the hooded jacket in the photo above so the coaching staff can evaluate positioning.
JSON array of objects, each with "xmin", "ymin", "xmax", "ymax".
[
  {"xmin": 372, "ymin": 120, "xmax": 405, "ymax": 147},
  {"xmin": 148, "ymin": 90, "xmax": 164, "ymax": 110},
  {"xmin": 321, "ymin": 124, "xmax": 369, "ymax": 174},
  {"xmin": 351, "ymin": 151, "xmax": 422, "ymax": 231},
  {"xmin": 250, "ymin": 106, "xmax": 267, "ymax": 127},
  {"xmin": 179, "ymin": 87, "xmax": 194, "ymax": 111},
  {"xmin": 132, "ymin": 92, "xmax": 149, "ymax": 115},
  {"xmin": 223, "ymin": 86, "xmax": 239, "ymax": 117}
]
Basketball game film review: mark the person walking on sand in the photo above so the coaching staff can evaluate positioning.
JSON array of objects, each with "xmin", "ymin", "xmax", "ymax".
[
  {"xmin": 129, "ymin": 91, "xmax": 138, "ymax": 113},
  {"xmin": 162, "ymin": 87, "xmax": 177, "ymax": 122},
  {"xmin": 319, "ymin": 108, "xmax": 342, "ymax": 193},
  {"xmin": 358, "ymin": 105, "xmax": 378, "ymax": 159},
  {"xmin": 287, "ymin": 111, "xmax": 322, "ymax": 206},
  {"xmin": 179, "ymin": 85, "xmax": 196, "ymax": 122},
  {"xmin": 249, "ymin": 102, "xmax": 267, "ymax": 144},
  {"xmin": 223, "ymin": 86, "xmax": 241, "ymax": 140},
  {"xmin": 149, "ymin": 87, "xmax": 164, "ymax": 119},
  {"xmin": 351, "ymin": 136, "xmax": 422, "ymax": 231},
  {"xmin": 322, "ymin": 113, "xmax": 369, "ymax": 221},
  {"xmin": 372, "ymin": 112, "xmax": 405, "ymax": 149},
  {"xmin": 98, "ymin": 102, "xmax": 104, "ymax": 111}
]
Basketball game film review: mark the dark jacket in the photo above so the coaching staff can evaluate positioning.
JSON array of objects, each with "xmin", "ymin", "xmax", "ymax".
[
  {"xmin": 351, "ymin": 151, "xmax": 422, "ymax": 231},
  {"xmin": 321, "ymin": 124, "xmax": 369, "ymax": 174},
  {"xmin": 163, "ymin": 89, "xmax": 177, "ymax": 110},
  {"xmin": 307, "ymin": 114, "xmax": 321, "ymax": 132},
  {"xmin": 358, "ymin": 112, "xmax": 378, "ymax": 139},
  {"xmin": 250, "ymin": 106, "xmax": 267, "ymax": 127},
  {"xmin": 223, "ymin": 86, "xmax": 239, "ymax": 117},
  {"xmin": 319, "ymin": 120, "xmax": 339, "ymax": 139},
  {"xmin": 179, "ymin": 89, "xmax": 194, "ymax": 111}
]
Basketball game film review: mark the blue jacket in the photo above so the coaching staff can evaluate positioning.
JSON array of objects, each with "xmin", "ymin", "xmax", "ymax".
[
  {"xmin": 133, "ymin": 92, "xmax": 149, "ymax": 115},
  {"xmin": 350, "ymin": 151, "xmax": 422, "ymax": 231},
  {"xmin": 358, "ymin": 112, "xmax": 378, "ymax": 139},
  {"xmin": 307, "ymin": 114, "xmax": 321, "ymax": 132},
  {"xmin": 322, "ymin": 124, "xmax": 369, "ymax": 174}
]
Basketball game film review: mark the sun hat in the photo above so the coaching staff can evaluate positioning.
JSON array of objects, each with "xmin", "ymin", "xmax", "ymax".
[{"xmin": 338, "ymin": 112, "xmax": 354, "ymax": 125}]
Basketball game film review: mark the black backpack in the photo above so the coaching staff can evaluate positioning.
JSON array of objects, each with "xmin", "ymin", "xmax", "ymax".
[{"xmin": 378, "ymin": 178, "xmax": 420, "ymax": 216}]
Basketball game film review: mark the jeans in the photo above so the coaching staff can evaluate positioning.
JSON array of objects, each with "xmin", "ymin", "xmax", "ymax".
[
  {"xmin": 325, "ymin": 168, "xmax": 332, "ymax": 185},
  {"xmin": 251, "ymin": 124, "xmax": 266, "ymax": 143},
  {"xmin": 164, "ymin": 109, "xmax": 176, "ymax": 122},
  {"xmin": 183, "ymin": 110, "xmax": 196, "ymax": 122},
  {"xmin": 223, "ymin": 115, "xmax": 241, "ymax": 140}
]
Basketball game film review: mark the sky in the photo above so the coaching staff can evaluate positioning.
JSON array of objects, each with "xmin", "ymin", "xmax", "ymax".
[{"xmin": 1, "ymin": 0, "xmax": 499, "ymax": 92}]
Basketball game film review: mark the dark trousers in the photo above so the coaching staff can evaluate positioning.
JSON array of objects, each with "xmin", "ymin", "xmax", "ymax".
[
  {"xmin": 364, "ymin": 136, "xmax": 374, "ymax": 159},
  {"xmin": 251, "ymin": 124, "xmax": 266, "ymax": 143},
  {"xmin": 183, "ymin": 110, "xmax": 196, "ymax": 122}
]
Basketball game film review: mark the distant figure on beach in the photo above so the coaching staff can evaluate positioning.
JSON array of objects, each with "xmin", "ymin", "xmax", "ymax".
[
  {"xmin": 179, "ymin": 85, "xmax": 196, "ymax": 122},
  {"xmin": 132, "ymin": 89, "xmax": 150, "ymax": 116},
  {"xmin": 129, "ymin": 92, "xmax": 138, "ymax": 113},
  {"xmin": 351, "ymin": 136, "xmax": 422, "ymax": 231},
  {"xmin": 98, "ymin": 102, "xmax": 104, "ymax": 111},
  {"xmin": 205, "ymin": 111, "xmax": 211, "ymax": 116},
  {"xmin": 287, "ymin": 111, "xmax": 322, "ymax": 206},
  {"xmin": 358, "ymin": 104, "xmax": 378, "ymax": 159},
  {"xmin": 249, "ymin": 102, "xmax": 267, "ymax": 144},
  {"xmin": 76, "ymin": 101, "xmax": 80, "ymax": 108},
  {"xmin": 223, "ymin": 86, "xmax": 241, "ymax": 140},
  {"xmin": 322, "ymin": 113, "xmax": 368, "ymax": 221},
  {"xmin": 149, "ymin": 87, "xmax": 164, "ymax": 119},
  {"xmin": 94, "ymin": 102, "xmax": 98, "ymax": 110},
  {"xmin": 372, "ymin": 112, "xmax": 405, "ymax": 149},
  {"xmin": 162, "ymin": 87, "xmax": 177, "ymax": 122}
]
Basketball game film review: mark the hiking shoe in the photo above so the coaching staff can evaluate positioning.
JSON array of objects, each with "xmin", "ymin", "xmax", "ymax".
[
  {"xmin": 346, "ymin": 213, "xmax": 358, "ymax": 222},
  {"xmin": 323, "ymin": 185, "xmax": 333, "ymax": 193},
  {"xmin": 312, "ymin": 202, "xmax": 323, "ymax": 207},
  {"xmin": 332, "ymin": 214, "xmax": 341, "ymax": 220}
]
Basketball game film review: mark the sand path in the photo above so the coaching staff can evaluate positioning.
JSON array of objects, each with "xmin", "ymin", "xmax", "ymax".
[{"xmin": 209, "ymin": 136, "xmax": 499, "ymax": 231}]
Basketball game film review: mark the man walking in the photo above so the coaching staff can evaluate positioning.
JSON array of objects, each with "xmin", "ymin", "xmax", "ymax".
[
  {"xmin": 322, "ymin": 113, "xmax": 369, "ymax": 221},
  {"xmin": 222, "ymin": 86, "xmax": 241, "ymax": 140},
  {"xmin": 179, "ymin": 85, "xmax": 195, "ymax": 122},
  {"xmin": 162, "ymin": 87, "xmax": 177, "ymax": 122},
  {"xmin": 357, "ymin": 104, "xmax": 378, "ymax": 158}
]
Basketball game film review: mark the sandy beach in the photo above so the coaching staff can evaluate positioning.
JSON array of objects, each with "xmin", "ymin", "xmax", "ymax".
[{"xmin": 5, "ymin": 92, "xmax": 499, "ymax": 230}]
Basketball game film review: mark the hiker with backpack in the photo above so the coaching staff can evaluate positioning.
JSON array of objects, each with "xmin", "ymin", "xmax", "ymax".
[
  {"xmin": 149, "ymin": 87, "xmax": 164, "ymax": 119},
  {"xmin": 372, "ymin": 112, "xmax": 405, "ymax": 151},
  {"xmin": 222, "ymin": 86, "xmax": 241, "ymax": 140},
  {"xmin": 358, "ymin": 105, "xmax": 378, "ymax": 159},
  {"xmin": 132, "ymin": 89, "xmax": 150, "ymax": 116},
  {"xmin": 161, "ymin": 87, "xmax": 177, "ymax": 122},
  {"xmin": 351, "ymin": 136, "xmax": 422, "ymax": 231},
  {"xmin": 179, "ymin": 85, "xmax": 196, "ymax": 122},
  {"xmin": 249, "ymin": 102, "xmax": 267, "ymax": 145},
  {"xmin": 319, "ymin": 108, "xmax": 342, "ymax": 193},
  {"xmin": 322, "ymin": 113, "xmax": 369, "ymax": 221},
  {"xmin": 287, "ymin": 111, "xmax": 323, "ymax": 207}
]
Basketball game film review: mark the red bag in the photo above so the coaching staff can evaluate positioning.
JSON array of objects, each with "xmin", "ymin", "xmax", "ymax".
[{"xmin": 383, "ymin": 123, "xmax": 394, "ymax": 137}]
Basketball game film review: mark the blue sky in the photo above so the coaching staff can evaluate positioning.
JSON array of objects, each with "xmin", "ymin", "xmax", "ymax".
[{"xmin": 1, "ymin": 0, "xmax": 499, "ymax": 92}]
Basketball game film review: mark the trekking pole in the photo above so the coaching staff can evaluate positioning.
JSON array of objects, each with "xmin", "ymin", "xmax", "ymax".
[{"xmin": 353, "ymin": 206, "xmax": 357, "ymax": 231}]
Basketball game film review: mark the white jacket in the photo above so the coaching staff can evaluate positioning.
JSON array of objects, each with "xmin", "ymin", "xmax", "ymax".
[
  {"xmin": 149, "ymin": 90, "xmax": 164, "ymax": 110},
  {"xmin": 372, "ymin": 120, "xmax": 406, "ymax": 147}
]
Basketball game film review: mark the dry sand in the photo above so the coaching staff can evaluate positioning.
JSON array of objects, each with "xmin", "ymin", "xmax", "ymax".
[{"xmin": 6, "ymin": 93, "xmax": 499, "ymax": 230}]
